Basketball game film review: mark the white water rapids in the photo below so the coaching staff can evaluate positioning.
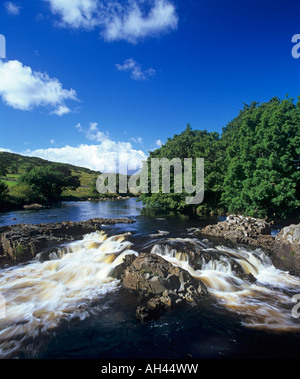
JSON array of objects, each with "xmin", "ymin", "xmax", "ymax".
[
  {"xmin": 0, "ymin": 230, "xmax": 299, "ymax": 358},
  {"xmin": 0, "ymin": 231, "xmax": 137, "ymax": 358},
  {"xmin": 150, "ymin": 240, "xmax": 300, "ymax": 332}
]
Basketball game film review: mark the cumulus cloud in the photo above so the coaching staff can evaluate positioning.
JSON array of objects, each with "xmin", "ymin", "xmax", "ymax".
[
  {"xmin": 102, "ymin": 0, "xmax": 178, "ymax": 43},
  {"xmin": 50, "ymin": 105, "xmax": 72, "ymax": 116},
  {"xmin": 45, "ymin": 0, "xmax": 99, "ymax": 29},
  {"xmin": 45, "ymin": 0, "xmax": 178, "ymax": 43},
  {"xmin": 116, "ymin": 58, "xmax": 155, "ymax": 80},
  {"xmin": 0, "ymin": 148, "xmax": 13, "ymax": 153},
  {"xmin": 76, "ymin": 121, "xmax": 110, "ymax": 143},
  {"xmin": 19, "ymin": 121, "xmax": 147, "ymax": 173},
  {"xmin": 24, "ymin": 143, "xmax": 147, "ymax": 174},
  {"xmin": 0, "ymin": 60, "xmax": 78, "ymax": 114},
  {"xmin": 5, "ymin": 2, "xmax": 21, "ymax": 15}
]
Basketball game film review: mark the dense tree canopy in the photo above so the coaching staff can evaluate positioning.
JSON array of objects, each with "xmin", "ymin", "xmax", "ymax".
[
  {"xmin": 141, "ymin": 97, "xmax": 300, "ymax": 219},
  {"xmin": 18, "ymin": 164, "xmax": 80, "ymax": 203},
  {"xmin": 0, "ymin": 182, "xmax": 9, "ymax": 203}
]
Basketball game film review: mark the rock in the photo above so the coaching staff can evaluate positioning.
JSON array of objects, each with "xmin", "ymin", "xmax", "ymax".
[
  {"xmin": 198, "ymin": 214, "xmax": 275, "ymax": 250},
  {"xmin": 0, "ymin": 218, "xmax": 135, "ymax": 263},
  {"xmin": 272, "ymin": 223, "xmax": 300, "ymax": 276},
  {"xmin": 136, "ymin": 298, "xmax": 166, "ymax": 322},
  {"xmin": 23, "ymin": 204, "xmax": 48, "ymax": 210},
  {"xmin": 109, "ymin": 254, "xmax": 137, "ymax": 279},
  {"xmin": 121, "ymin": 253, "xmax": 209, "ymax": 321}
]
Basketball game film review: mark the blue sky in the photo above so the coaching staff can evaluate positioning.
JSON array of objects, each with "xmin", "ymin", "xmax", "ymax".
[{"xmin": 0, "ymin": 0, "xmax": 300, "ymax": 172}]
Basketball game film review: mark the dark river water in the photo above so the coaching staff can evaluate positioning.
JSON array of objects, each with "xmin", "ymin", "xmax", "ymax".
[{"xmin": 0, "ymin": 198, "xmax": 300, "ymax": 359}]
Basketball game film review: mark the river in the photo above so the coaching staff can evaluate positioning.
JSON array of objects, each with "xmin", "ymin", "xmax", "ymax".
[{"xmin": 0, "ymin": 198, "xmax": 300, "ymax": 359}]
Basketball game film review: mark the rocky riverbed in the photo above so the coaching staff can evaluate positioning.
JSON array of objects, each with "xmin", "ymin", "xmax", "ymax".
[
  {"xmin": 195, "ymin": 214, "xmax": 300, "ymax": 276},
  {"xmin": 0, "ymin": 218, "xmax": 135, "ymax": 263},
  {"xmin": 0, "ymin": 214, "xmax": 299, "ymax": 323}
]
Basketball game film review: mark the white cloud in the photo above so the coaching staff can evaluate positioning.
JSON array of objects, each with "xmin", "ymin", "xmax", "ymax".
[
  {"xmin": 24, "ymin": 143, "xmax": 147, "ymax": 174},
  {"xmin": 116, "ymin": 58, "xmax": 155, "ymax": 80},
  {"xmin": 103, "ymin": 0, "xmax": 178, "ymax": 43},
  {"xmin": 5, "ymin": 2, "xmax": 21, "ymax": 15},
  {"xmin": 45, "ymin": 0, "xmax": 178, "ymax": 43},
  {"xmin": 0, "ymin": 148, "xmax": 13, "ymax": 153},
  {"xmin": 45, "ymin": 0, "xmax": 99, "ymax": 29},
  {"xmin": 1, "ymin": 120, "xmax": 148, "ymax": 173},
  {"xmin": 51, "ymin": 105, "xmax": 72, "ymax": 116},
  {"xmin": 0, "ymin": 60, "xmax": 78, "ymax": 113},
  {"xmin": 17, "ymin": 121, "xmax": 146, "ymax": 173},
  {"xmin": 76, "ymin": 121, "xmax": 110, "ymax": 143},
  {"xmin": 130, "ymin": 136, "xmax": 143, "ymax": 145},
  {"xmin": 155, "ymin": 139, "xmax": 163, "ymax": 147}
]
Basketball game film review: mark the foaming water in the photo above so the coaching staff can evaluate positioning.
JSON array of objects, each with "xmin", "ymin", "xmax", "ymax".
[
  {"xmin": 0, "ymin": 231, "xmax": 137, "ymax": 358},
  {"xmin": 150, "ymin": 241, "xmax": 300, "ymax": 333},
  {"xmin": 1, "ymin": 227, "xmax": 300, "ymax": 359}
]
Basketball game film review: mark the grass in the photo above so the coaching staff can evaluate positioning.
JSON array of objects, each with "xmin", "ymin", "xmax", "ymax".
[{"xmin": 1, "ymin": 179, "xmax": 18, "ymax": 187}]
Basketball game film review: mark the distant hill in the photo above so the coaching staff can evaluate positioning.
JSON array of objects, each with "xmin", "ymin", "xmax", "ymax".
[
  {"xmin": 0, "ymin": 151, "xmax": 100, "ymax": 177},
  {"xmin": 0, "ymin": 151, "xmax": 101, "ymax": 199}
]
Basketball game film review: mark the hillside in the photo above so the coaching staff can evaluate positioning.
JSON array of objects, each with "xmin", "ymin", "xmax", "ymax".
[{"xmin": 0, "ymin": 151, "xmax": 101, "ymax": 200}]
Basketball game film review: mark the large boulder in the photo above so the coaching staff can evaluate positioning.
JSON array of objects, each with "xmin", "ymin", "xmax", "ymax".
[
  {"xmin": 198, "ymin": 214, "xmax": 275, "ymax": 250},
  {"xmin": 120, "ymin": 253, "xmax": 209, "ymax": 321},
  {"xmin": 272, "ymin": 223, "xmax": 300, "ymax": 276}
]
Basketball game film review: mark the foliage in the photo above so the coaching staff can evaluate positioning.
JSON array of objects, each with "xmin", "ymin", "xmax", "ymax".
[
  {"xmin": 141, "ymin": 97, "xmax": 300, "ymax": 219},
  {"xmin": 0, "ymin": 162, "xmax": 7, "ymax": 177},
  {"xmin": 9, "ymin": 183, "xmax": 40, "ymax": 204},
  {"xmin": 141, "ymin": 124, "xmax": 224, "ymax": 213},
  {"xmin": 220, "ymin": 97, "xmax": 300, "ymax": 219},
  {"xmin": 18, "ymin": 164, "xmax": 80, "ymax": 203},
  {"xmin": 0, "ymin": 182, "xmax": 9, "ymax": 203}
]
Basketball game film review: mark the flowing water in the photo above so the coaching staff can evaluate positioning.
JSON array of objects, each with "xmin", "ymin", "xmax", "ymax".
[{"xmin": 0, "ymin": 199, "xmax": 299, "ymax": 359}]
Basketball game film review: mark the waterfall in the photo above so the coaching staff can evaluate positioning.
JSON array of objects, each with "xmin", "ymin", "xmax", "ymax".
[
  {"xmin": 0, "ymin": 229, "xmax": 300, "ymax": 358},
  {"xmin": 0, "ymin": 231, "xmax": 137, "ymax": 358},
  {"xmin": 150, "ymin": 240, "xmax": 300, "ymax": 332}
]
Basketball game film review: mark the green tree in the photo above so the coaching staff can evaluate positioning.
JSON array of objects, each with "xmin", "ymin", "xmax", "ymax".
[
  {"xmin": 18, "ymin": 164, "xmax": 80, "ymax": 203},
  {"xmin": 0, "ymin": 182, "xmax": 9, "ymax": 203},
  {"xmin": 141, "ymin": 124, "xmax": 224, "ymax": 213},
  {"xmin": 141, "ymin": 97, "xmax": 300, "ymax": 220},
  {"xmin": 0, "ymin": 162, "xmax": 7, "ymax": 177},
  {"xmin": 221, "ymin": 97, "xmax": 300, "ymax": 219}
]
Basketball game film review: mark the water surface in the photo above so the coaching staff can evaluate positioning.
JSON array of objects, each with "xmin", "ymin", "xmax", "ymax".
[{"xmin": 0, "ymin": 199, "xmax": 299, "ymax": 359}]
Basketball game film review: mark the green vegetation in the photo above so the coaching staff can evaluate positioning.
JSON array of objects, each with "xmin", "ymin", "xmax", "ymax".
[
  {"xmin": 0, "ymin": 152, "xmax": 102, "ymax": 209},
  {"xmin": 141, "ymin": 97, "xmax": 300, "ymax": 220},
  {"xmin": 0, "ymin": 152, "xmax": 134, "ymax": 210},
  {"xmin": 0, "ymin": 96, "xmax": 299, "ymax": 220}
]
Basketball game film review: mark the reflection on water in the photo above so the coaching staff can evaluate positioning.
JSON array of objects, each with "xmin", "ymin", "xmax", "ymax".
[{"xmin": 0, "ymin": 198, "xmax": 144, "ymax": 227}]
